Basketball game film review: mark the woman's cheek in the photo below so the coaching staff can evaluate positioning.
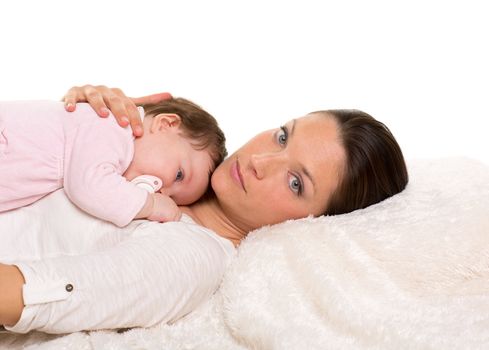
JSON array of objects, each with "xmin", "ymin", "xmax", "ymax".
[{"xmin": 210, "ymin": 170, "xmax": 225, "ymax": 194}]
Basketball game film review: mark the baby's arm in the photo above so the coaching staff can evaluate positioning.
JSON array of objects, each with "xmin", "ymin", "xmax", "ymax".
[
  {"xmin": 135, "ymin": 193, "xmax": 182, "ymax": 222},
  {"xmin": 64, "ymin": 107, "xmax": 181, "ymax": 225},
  {"xmin": 64, "ymin": 118, "xmax": 148, "ymax": 227}
]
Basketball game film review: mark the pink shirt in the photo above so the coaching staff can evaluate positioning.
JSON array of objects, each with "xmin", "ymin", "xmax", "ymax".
[{"xmin": 0, "ymin": 100, "xmax": 147, "ymax": 227}]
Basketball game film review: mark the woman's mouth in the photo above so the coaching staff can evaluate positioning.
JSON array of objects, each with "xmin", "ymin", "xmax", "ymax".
[{"xmin": 231, "ymin": 158, "xmax": 247, "ymax": 192}]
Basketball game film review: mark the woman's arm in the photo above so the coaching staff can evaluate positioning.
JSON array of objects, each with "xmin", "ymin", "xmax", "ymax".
[
  {"xmin": 0, "ymin": 263, "xmax": 24, "ymax": 326},
  {"xmin": 62, "ymin": 85, "xmax": 172, "ymax": 137},
  {"xmin": 4, "ymin": 225, "xmax": 231, "ymax": 334}
]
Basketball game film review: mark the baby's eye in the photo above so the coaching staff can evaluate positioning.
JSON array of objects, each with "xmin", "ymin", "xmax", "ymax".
[
  {"xmin": 288, "ymin": 173, "xmax": 303, "ymax": 196},
  {"xmin": 276, "ymin": 126, "xmax": 288, "ymax": 146},
  {"xmin": 175, "ymin": 169, "xmax": 184, "ymax": 182}
]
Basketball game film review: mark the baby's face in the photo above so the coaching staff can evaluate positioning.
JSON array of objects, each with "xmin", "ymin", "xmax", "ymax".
[
  {"xmin": 131, "ymin": 132, "xmax": 214, "ymax": 206},
  {"xmin": 155, "ymin": 142, "xmax": 214, "ymax": 205},
  {"xmin": 158, "ymin": 149, "xmax": 214, "ymax": 205},
  {"xmin": 127, "ymin": 114, "xmax": 216, "ymax": 205}
]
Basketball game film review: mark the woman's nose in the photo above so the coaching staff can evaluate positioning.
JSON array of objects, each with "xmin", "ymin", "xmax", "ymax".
[{"xmin": 250, "ymin": 152, "xmax": 285, "ymax": 179}]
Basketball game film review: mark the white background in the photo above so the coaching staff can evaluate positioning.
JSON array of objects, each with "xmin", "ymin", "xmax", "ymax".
[{"xmin": 1, "ymin": 1, "xmax": 487, "ymax": 164}]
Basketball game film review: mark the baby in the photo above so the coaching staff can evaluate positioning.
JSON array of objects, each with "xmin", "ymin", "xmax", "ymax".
[{"xmin": 0, "ymin": 98, "xmax": 227, "ymax": 227}]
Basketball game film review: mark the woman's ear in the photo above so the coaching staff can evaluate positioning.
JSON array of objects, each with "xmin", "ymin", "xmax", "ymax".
[{"xmin": 150, "ymin": 113, "xmax": 182, "ymax": 133}]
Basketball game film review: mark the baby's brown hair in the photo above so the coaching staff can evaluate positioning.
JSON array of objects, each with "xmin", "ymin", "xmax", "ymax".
[{"xmin": 142, "ymin": 98, "xmax": 227, "ymax": 169}]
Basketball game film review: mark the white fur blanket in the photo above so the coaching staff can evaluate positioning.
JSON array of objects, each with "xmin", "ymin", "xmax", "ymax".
[{"xmin": 1, "ymin": 157, "xmax": 489, "ymax": 349}]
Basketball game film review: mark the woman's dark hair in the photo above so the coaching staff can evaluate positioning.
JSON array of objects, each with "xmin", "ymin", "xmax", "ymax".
[
  {"xmin": 317, "ymin": 109, "xmax": 408, "ymax": 215},
  {"xmin": 142, "ymin": 98, "xmax": 227, "ymax": 168}
]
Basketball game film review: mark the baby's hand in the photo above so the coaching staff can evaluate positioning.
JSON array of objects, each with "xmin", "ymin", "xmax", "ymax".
[{"xmin": 147, "ymin": 193, "xmax": 182, "ymax": 222}]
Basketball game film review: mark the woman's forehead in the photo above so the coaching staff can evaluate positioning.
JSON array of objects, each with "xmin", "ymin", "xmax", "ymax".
[
  {"xmin": 296, "ymin": 113, "xmax": 343, "ymax": 159},
  {"xmin": 291, "ymin": 113, "xmax": 337, "ymax": 138},
  {"xmin": 288, "ymin": 113, "xmax": 345, "ymax": 199}
]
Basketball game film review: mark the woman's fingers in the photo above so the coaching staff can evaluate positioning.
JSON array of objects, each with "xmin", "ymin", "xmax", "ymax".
[
  {"xmin": 62, "ymin": 85, "xmax": 131, "ymax": 128},
  {"xmin": 129, "ymin": 92, "xmax": 172, "ymax": 137},
  {"xmin": 62, "ymin": 86, "xmax": 81, "ymax": 112},
  {"xmin": 124, "ymin": 100, "xmax": 144, "ymax": 136},
  {"xmin": 85, "ymin": 85, "xmax": 111, "ymax": 117},
  {"xmin": 62, "ymin": 85, "xmax": 110, "ymax": 117},
  {"xmin": 103, "ymin": 91, "xmax": 131, "ymax": 127},
  {"xmin": 131, "ymin": 92, "xmax": 173, "ymax": 106},
  {"xmin": 61, "ymin": 85, "xmax": 172, "ymax": 137}
]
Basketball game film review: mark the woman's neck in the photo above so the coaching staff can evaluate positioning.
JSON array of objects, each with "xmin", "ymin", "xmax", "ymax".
[{"xmin": 180, "ymin": 196, "xmax": 248, "ymax": 247}]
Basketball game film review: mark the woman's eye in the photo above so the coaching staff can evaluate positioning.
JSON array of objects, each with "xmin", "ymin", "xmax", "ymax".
[
  {"xmin": 288, "ymin": 174, "xmax": 303, "ymax": 195},
  {"xmin": 175, "ymin": 169, "xmax": 184, "ymax": 182},
  {"xmin": 276, "ymin": 126, "xmax": 288, "ymax": 145}
]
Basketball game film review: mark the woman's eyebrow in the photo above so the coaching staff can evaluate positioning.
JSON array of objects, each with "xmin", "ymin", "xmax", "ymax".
[
  {"xmin": 289, "ymin": 119, "xmax": 317, "ymax": 195},
  {"xmin": 302, "ymin": 166, "xmax": 316, "ymax": 195},
  {"xmin": 290, "ymin": 119, "xmax": 296, "ymax": 135}
]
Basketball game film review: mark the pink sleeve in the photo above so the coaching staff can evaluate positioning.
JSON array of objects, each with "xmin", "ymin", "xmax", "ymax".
[{"xmin": 63, "ymin": 118, "xmax": 147, "ymax": 227}]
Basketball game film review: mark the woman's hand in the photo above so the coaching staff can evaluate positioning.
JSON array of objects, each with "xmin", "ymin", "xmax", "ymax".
[
  {"xmin": 0, "ymin": 263, "xmax": 24, "ymax": 327},
  {"xmin": 62, "ymin": 85, "xmax": 172, "ymax": 137}
]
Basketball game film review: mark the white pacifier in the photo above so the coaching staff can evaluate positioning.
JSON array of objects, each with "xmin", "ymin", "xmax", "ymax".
[{"xmin": 131, "ymin": 175, "xmax": 163, "ymax": 193}]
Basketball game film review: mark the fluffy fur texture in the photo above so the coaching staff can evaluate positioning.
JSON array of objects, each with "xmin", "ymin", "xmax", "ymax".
[{"xmin": 1, "ymin": 157, "xmax": 489, "ymax": 349}]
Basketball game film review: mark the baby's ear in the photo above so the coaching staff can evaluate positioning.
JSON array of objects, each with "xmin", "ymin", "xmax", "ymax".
[{"xmin": 150, "ymin": 113, "xmax": 182, "ymax": 133}]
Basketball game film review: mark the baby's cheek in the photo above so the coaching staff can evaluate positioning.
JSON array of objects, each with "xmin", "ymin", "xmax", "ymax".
[{"xmin": 175, "ymin": 186, "xmax": 206, "ymax": 205}]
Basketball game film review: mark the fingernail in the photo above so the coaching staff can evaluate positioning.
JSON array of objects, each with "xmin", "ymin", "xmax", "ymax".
[
  {"xmin": 134, "ymin": 126, "xmax": 143, "ymax": 136},
  {"xmin": 121, "ymin": 117, "xmax": 130, "ymax": 125},
  {"xmin": 66, "ymin": 103, "xmax": 74, "ymax": 111},
  {"xmin": 100, "ymin": 107, "xmax": 110, "ymax": 116}
]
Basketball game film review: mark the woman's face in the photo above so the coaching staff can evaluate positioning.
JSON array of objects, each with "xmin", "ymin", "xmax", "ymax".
[{"xmin": 211, "ymin": 113, "xmax": 346, "ymax": 231}]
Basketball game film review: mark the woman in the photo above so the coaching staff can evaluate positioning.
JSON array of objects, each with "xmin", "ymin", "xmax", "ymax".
[{"xmin": 0, "ymin": 85, "xmax": 408, "ymax": 334}]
